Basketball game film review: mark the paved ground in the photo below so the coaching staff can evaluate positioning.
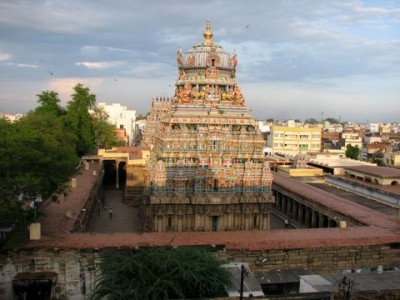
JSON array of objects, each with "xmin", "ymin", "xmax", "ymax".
[
  {"xmin": 89, "ymin": 189, "xmax": 141, "ymax": 233},
  {"xmin": 88, "ymin": 188, "xmax": 288, "ymax": 232}
]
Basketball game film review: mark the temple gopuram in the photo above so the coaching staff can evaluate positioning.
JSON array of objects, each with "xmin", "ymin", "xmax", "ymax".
[{"xmin": 143, "ymin": 21, "xmax": 273, "ymax": 232}]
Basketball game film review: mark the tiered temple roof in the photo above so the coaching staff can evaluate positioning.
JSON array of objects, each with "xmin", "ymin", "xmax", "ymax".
[
  {"xmin": 143, "ymin": 21, "xmax": 273, "ymax": 232},
  {"xmin": 140, "ymin": 97, "xmax": 172, "ymax": 147}
]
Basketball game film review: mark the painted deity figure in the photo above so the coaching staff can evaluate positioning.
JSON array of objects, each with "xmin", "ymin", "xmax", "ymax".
[
  {"xmin": 222, "ymin": 86, "xmax": 235, "ymax": 100},
  {"xmin": 186, "ymin": 54, "xmax": 195, "ymax": 67},
  {"xmin": 233, "ymin": 84, "xmax": 245, "ymax": 105},
  {"xmin": 191, "ymin": 86, "xmax": 205, "ymax": 100},
  {"xmin": 230, "ymin": 52, "xmax": 238, "ymax": 77},
  {"xmin": 177, "ymin": 48, "xmax": 183, "ymax": 66},
  {"xmin": 206, "ymin": 84, "xmax": 220, "ymax": 101},
  {"xmin": 178, "ymin": 82, "xmax": 191, "ymax": 103}
]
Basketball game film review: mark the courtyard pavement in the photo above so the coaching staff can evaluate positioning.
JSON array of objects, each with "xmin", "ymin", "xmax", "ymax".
[
  {"xmin": 88, "ymin": 188, "xmax": 288, "ymax": 232},
  {"xmin": 89, "ymin": 188, "xmax": 141, "ymax": 233}
]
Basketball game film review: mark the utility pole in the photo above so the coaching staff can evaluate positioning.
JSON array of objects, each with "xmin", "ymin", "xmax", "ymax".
[{"xmin": 239, "ymin": 264, "xmax": 249, "ymax": 300}]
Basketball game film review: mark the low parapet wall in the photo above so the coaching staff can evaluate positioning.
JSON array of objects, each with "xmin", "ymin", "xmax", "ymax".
[
  {"xmin": 325, "ymin": 175, "xmax": 400, "ymax": 208},
  {"xmin": 1, "ymin": 243, "xmax": 400, "ymax": 300}
]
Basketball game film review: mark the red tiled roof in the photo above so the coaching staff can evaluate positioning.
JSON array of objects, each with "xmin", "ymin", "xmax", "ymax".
[
  {"xmin": 273, "ymin": 174, "xmax": 399, "ymax": 229},
  {"xmin": 343, "ymin": 165, "xmax": 400, "ymax": 178},
  {"xmin": 22, "ymin": 227, "xmax": 400, "ymax": 250}
]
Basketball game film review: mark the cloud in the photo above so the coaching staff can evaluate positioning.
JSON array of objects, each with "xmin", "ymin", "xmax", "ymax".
[
  {"xmin": 0, "ymin": 52, "xmax": 11, "ymax": 61},
  {"xmin": 47, "ymin": 77, "xmax": 105, "ymax": 106},
  {"xmin": 76, "ymin": 61, "xmax": 123, "ymax": 70},
  {"xmin": 0, "ymin": 0, "xmax": 399, "ymax": 122},
  {"xmin": 6, "ymin": 62, "xmax": 38, "ymax": 68},
  {"xmin": 0, "ymin": 1, "xmax": 105, "ymax": 33}
]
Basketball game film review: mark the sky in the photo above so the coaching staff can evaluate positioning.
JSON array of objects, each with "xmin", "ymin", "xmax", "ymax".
[{"xmin": 0, "ymin": 0, "xmax": 399, "ymax": 123}]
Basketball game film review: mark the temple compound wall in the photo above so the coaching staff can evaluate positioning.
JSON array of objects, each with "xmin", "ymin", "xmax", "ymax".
[{"xmin": 1, "ymin": 244, "xmax": 399, "ymax": 299}]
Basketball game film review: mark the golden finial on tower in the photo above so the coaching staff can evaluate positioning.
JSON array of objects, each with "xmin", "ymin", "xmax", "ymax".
[{"xmin": 203, "ymin": 19, "xmax": 214, "ymax": 45}]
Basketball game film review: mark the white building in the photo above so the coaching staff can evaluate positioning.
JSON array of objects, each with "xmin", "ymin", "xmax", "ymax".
[
  {"xmin": 97, "ymin": 102, "xmax": 137, "ymax": 145},
  {"xmin": 257, "ymin": 121, "xmax": 270, "ymax": 133},
  {"xmin": 368, "ymin": 123, "xmax": 380, "ymax": 133}
]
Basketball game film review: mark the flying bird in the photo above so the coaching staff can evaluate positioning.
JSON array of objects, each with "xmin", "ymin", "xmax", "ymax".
[{"xmin": 47, "ymin": 70, "xmax": 54, "ymax": 76}]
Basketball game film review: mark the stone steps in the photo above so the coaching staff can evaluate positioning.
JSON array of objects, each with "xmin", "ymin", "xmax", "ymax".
[{"xmin": 124, "ymin": 186, "xmax": 145, "ymax": 207}]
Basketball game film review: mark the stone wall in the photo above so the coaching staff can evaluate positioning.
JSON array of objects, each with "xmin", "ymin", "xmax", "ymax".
[
  {"xmin": 0, "ymin": 249, "xmax": 100, "ymax": 300},
  {"xmin": 1, "ymin": 244, "xmax": 399, "ymax": 299},
  {"xmin": 220, "ymin": 244, "xmax": 400, "ymax": 273},
  {"xmin": 73, "ymin": 169, "xmax": 104, "ymax": 233}
]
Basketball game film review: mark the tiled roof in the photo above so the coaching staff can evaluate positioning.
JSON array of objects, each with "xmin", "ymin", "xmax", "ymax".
[{"xmin": 343, "ymin": 165, "xmax": 400, "ymax": 178}]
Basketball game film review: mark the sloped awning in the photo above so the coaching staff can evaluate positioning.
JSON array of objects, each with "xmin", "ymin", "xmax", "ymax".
[
  {"xmin": 13, "ymin": 272, "xmax": 57, "ymax": 297},
  {"xmin": 223, "ymin": 262, "xmax": 265, "ymax": 298}
]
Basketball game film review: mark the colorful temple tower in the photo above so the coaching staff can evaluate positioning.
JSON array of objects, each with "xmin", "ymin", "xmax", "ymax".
[{"xmin": 143, "ymin": 21, "xmax": 273, "ymax": 232}]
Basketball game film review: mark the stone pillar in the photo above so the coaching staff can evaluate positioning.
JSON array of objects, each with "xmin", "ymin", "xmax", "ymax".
[
  {"xmin": 287, "ymin": 198, "xmax": 292, "ymax": 216},
  {"xmin": 226, "ymin": 212, "xmax": 232, "ymax": 230},
  {"xmin": 282, "ymin": 195, "xmax": 287, "ymax": 214},
  {"xmin": 311, "ymin": 210, "xmax": 317, "ymax": 228},
  {"xmin": 115, "ymin": 160, "xmax": 119, "ymax": 189},
  {"xmin": 304, "ymin": 207, "xmax": 311, "ymax": 227},
  {"xmin": 157, "ymin": 216, "xmax": 163, "ymax": 232},
  {"xmin": 275, "ymin": 192, "xmax": 280, "ymax": 210},
  {"xmin": 178, "ymin": 215, "xmax": 183, "ymax": 231},
  {"xmin": 298, "ymin": 204, "xmax": 304, "ymax": 223},
  {"xmin": 277, "ymin": 192, "xmax": 283, "ymax": 210},
  {"xmin": 292, "ymin": 201, "xmax": 298, "ymax": 221},
  {"xmin": 261, "ymin": 212, "xmax": 269, "ymax": 230},
  {"xmin": 319, "ymin": 214, "xmax": 326, "ymax": 228}
]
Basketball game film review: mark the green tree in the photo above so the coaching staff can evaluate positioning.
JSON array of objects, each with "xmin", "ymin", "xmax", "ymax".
[
  {"xmin": 136, "ymin": 112, "xmax": 149, "ymax": 121},
  {"xmin": 305, "ymin": 118, "xmax": 318, "ymax": 124},
  {"xmin": 0, "ymin": 114, "xmax": 78, "ymax": 228},
  {"xmin": 64, "ymin": 83, "xmax": 96, "ymax": 156},
  {"xmin": 91, "ymin": 107, "xmax": 126, "ymax": 149},
  {"xmin": 345, "ymin": 144, "xmax": 360, "ymax": 160},
  {"xmin": 324, "ymin": 117, "xmax": 340, "ymax": 124},
  {"xmin": 89, "ymin": 247, "xmax": 230, "ymax": 300},
  {"xmin": 35, "ymin": 90, "xmax": 65, "ymax": 116}
]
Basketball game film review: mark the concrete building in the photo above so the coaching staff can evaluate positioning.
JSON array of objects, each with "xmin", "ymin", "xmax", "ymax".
[
  {"xmin": 361, "ymin": 143, "xmax": 386, "ymax": 164},
  {"xmin": 267, "ymin": 125, "xmax": 322, "ymax": 155},
  {"xmin": 97, "ymin": 102, "xmax": 137, "ymax": 145},
  {"xmin": 383, "ymin": 149, "xmax": 400, "ymax": 168},
  {"xmin": 368, "ymin": 123, "xmax": 380, "ymax": 133},
  {"xmin": 307, "ymin": 152, "xmax": 376, "ymax": 175},
  {"xmin": 341, "ymin": 130, "xmax": 362, "ymax": 150},
  {"xmin": 343, "ymin": 165, "xmax": 400, "ymax": 186}
]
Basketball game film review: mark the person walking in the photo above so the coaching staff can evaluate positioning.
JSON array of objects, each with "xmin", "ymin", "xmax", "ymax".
[{"xmin": 109, "ymin": 208, "xmax": 113, "ymax": 219}]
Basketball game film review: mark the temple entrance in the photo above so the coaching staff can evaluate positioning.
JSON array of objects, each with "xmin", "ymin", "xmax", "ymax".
[
  {"xmin": 102, "ymin": 160, "xmax": 126, "ymax": 189},
  {"xmin": 13, "ymin": 271, "xmax": 57, "ymax": 300},
  {"xmin": 212, "ymin": 216, "xmax": 219, "ymax": 231}
]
